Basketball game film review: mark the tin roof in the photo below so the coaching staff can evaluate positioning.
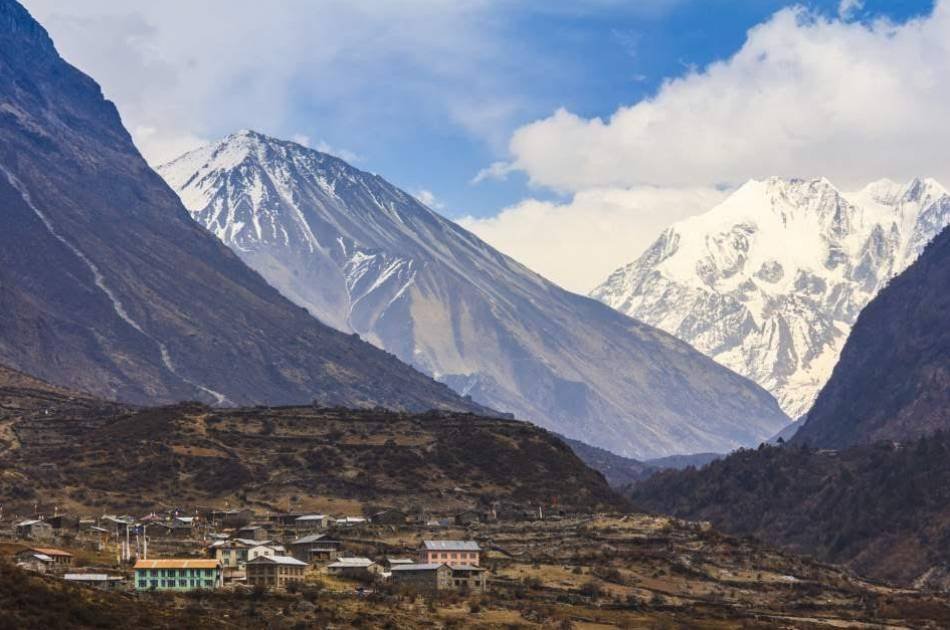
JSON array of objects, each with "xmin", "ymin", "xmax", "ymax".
[
  {"xmin": 64, "ymin": 574, "xmax": 122, "ymax": 582},
  {"xmin": 291, "ymin": 534, "xmax": 326, "ymax": 545},
  {"xmin": 422, "ymin": 540, "xmax": 480, "ymax": 551},
  {"xmin": 294, "ymin": 514, "xmax": 327, "ymax": 521},
  {"xmin": 450, "ymin": 564, "xmax": 485, "ymax": 572},
  {"xmin": 247, "ymin": 555, "xmax": 307, "ymax": 566},
  {"xmin": 391, "ymin": 563, "xmax": 447, "ymax": 572},
  {"xmin": 30, "ymin": 547, "xmax": 73, "ymax": 557},
  {"xmin": 327, "ymin": 557, "xmax": 375, "ymax": 568},
  {"xmin": 134, "ymin": 559, "xmax": 220, "ymax": 569}
]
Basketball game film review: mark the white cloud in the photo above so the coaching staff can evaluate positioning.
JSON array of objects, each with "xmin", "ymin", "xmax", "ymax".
[
  {"xmin": 457, "ymin": 186, "xmax": 725, "ymax": 293},
  {"xmin": 471, "ymin": 160, "xmax": 516, "ymax": 184},
  {"xmin": 414, "ymin": 189, "xmax": 445, "ymax": 210},
  {"xmin": 838, "ymin": 0, "xmax": 863, "ymax": 19},
  {"xmin": 504, "ymin": 4, "xmax": 950, "ymax": 193},
  {"xmin": 291, "ymin": 133, "xmax": 312, "ymax": 148},
  {"xmin": 314, "ymin": 140, "xmax": 362, "ymax": 164},
  {"xmin": 132, "ymin": 126, "xmax": 207, "ymax": 166},
  {"xmin": 20, "ymin": 0, "xmax": 522, "ymax": 165}
]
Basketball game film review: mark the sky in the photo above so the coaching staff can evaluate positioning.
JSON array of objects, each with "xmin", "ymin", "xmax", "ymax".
[{"xmin": 22, "ymin": 0, "xmax": 940, "ymax": 292}]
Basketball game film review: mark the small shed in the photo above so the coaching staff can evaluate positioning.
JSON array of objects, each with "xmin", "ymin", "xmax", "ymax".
[{"xmin": 16, "ymin": 520, "xmax": 53, "ymax": 540}]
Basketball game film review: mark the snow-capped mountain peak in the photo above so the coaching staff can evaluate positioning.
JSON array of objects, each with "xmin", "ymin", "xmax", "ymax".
[
  {"xmin": 159, "ymin": 131, "xmax": 791, "ymax": 459},
  {"xmin": 592, "ymin": 176, "xmax": 950, "ymax": 419}
]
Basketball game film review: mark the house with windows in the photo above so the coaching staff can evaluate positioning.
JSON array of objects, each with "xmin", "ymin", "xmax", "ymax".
[
  {"xmin": 133, "ymin": 559, "xmax": 222, "ymax": 591},
  {"xmin": 293, "ymin": 514, "xmax": 329, "ymax": 531},
  {"xmin": 246, "ymin": 555, "xmax": 308, "ymax": 589},
  {"xmin": 248, "ymin": 543, "xmax": 284, "ymax": 562},
  {"xmin": 16, "ymin": 547, "xmax": 73, "ymax": 572},
  {"xmin": 450, "ymin": 565, "xmax": 487, "ymax": 592},
  {"xmin": 209, "ymin": 539, "xmax": 250, "ymax": 568},
  {"xmin": 288, "ymin": 533, "xmax": 341, "ymax": 563},
  {"xmin": 326, "ymin": 557, "xmax": 380, "ymax": 579},
  {"xmin": 419, "ymin": 540, "xmax": 481, "ymax": 567},
  {"xmin": 390, "ymin": 563, "xmax": 452, "ymax": 592},
  {"xmin": 15, "ymin": 550, "xmax": 54, "ymax": 573}
]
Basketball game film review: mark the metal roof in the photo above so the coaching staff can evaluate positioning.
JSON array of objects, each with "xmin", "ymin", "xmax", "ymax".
[
  {"xmin": 327, "ymin": 557, "xmax": 375, "ymax": 568},
  {"xmin": 64, "ymin": 574, "xmax": 122, "ymax": 582},
  {"xmin": 134, "ymin": 559, "xmax": 220, "ymax": 569},
  {"xmin": 422, "ymin": 540, "xmax": 480, "ymax": 551},
  {"xmin": 247, "ymin": 555, "xmax": 307, "ymax": 566},
  {"xmin": 291, "ymin": 534, "xmax": 326, "ymax": 544},
  {"xmin": 391, "ymin": 563, "xmax": 447, "ymax": 572},
  {"xmin": 29, "ymin": 547, "xmax": 73, "ymax": 557},
  {"xmin": 25, "ymin": 553, "xmax": 53, "ymax": 562}
]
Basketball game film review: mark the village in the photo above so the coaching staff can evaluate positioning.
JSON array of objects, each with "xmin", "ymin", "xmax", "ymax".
[
  {"xmin": 7, "ymin": 502, "xmax": 950, "ymax": 627},
  {"xmin": 4, "ymin": 506, "xmax": 498, "ymax": 599}
]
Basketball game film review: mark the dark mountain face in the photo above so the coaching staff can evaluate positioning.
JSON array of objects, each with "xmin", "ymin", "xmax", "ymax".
[
  {"xmin": 792, "ymin": 226, "xmax": 950, "ymax": 448},
  {"xmin": 630, "ymin": 436, "xmax": 950, "ymax": 589},
  {"xmin": 0, "ymin": 0, "xmax": 491, "ymax": 412}
]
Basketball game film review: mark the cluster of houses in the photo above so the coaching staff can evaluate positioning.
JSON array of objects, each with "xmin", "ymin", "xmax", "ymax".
[{"xmin": 6, "ymin": 508, "xmax": 491, "ymax": 595}]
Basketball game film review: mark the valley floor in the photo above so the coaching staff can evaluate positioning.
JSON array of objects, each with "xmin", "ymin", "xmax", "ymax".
[{"xmin": 4, "ymin": 513, "xmax": 950, "ymax": 629}]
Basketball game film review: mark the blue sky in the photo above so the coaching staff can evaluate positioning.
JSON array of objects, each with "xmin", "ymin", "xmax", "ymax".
[
  {"xmin": 289, "ymin": 0, "xmax": 935, "ymax": 219},
  {"xmin": 273, "ymin": 0, "xmax": 936, "ymax": 220},
  {"xmin": 22, "ymin": 0, "xmax": 945, "ymax": 291}
]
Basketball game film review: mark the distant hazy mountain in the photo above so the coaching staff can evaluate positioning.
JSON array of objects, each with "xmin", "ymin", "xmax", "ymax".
[
  {"xmin": 160, "ymin": 131, "xmax": 788, "ymax": 459},
  {"xmin": 0, "ymin": 0, "xmax": 483, "ymax": 413},
  {"xmin": 793, "ymin": 225, "xmax": 950, "ymax": 448},
  {"xmin": 593, "ymin": 177, "xmax": 950, "ymax": 419}
]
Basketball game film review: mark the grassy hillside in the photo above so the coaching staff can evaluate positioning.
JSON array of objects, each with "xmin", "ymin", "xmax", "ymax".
[{"xmin": 0, "ymin": 385, "xmax": 623, "ymax": 515}]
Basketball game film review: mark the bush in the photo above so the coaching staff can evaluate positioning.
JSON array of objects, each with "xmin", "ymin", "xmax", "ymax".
[{"xmin": 579, "ymin": 581, "xmax": 602, "ymax": 600}]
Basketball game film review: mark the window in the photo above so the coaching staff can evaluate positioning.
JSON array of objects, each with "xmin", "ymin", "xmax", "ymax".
[
  {"xmin": 137, "ymin": 580, "xmax": 147, "ymax": 588},
  {"xmin": 150, "ymin": 569, "xmax": 158, "ymax": 577}
]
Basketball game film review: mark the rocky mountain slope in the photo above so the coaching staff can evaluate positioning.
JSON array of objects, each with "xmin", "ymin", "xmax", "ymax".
[
  {"xmin": 561, "ymin": 437, "xmax": 657, "ymax": 487},
  {"xmin": 159, "ymin": 131, "xmax": 787, "ymax": 459},
  {"xmin": 631, "ymin": 228, "xmax": 950, "ymax": 589},
  {"xmin": 592, "ymin": 177, "xmax": 950, "ymax": 419},
  {"xmin": 0, "ymin": 0, "xmax": 484, "ymax": 413},
  {"xmin": 631, "ymin": 435, "xmax": 950, "ymax": 590},
  {"xmin": 793, "ymin": 225, "xmax": 950, "ymax": 448}
]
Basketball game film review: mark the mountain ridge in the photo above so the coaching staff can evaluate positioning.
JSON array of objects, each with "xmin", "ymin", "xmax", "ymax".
[
  {"xmin": 159, "ymin": 130, "xmax": 790, "ymax": 459},
  {"xmin": 792, "ymin": 224, "xmax": 950, "ymax": 447},
  {"xmin": 592, "ymin": 176, "xmax": 950, "ymax": 418},
  {"xmin": 0, "ymin": 0, "xmax": 486, "ymax": 414}
]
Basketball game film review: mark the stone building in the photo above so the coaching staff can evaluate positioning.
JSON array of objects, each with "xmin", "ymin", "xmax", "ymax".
[{"xmin": 246, "ymin": 555, "xmax": 308, "ymax": 589}]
